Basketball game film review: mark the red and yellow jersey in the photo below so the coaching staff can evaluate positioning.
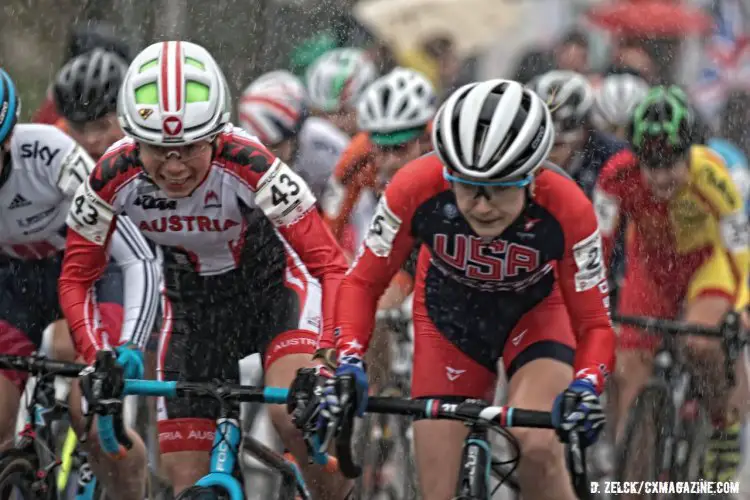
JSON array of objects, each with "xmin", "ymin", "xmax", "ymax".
[{"xmin": 594, "ymin": 146, "xmax": 750, "ymax": 308}]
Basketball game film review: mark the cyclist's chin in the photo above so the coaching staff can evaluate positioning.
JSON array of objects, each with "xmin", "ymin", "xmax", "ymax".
[
  {"xmin": 649, "ymin": 184, "xmax": 679, "ymax": 200},
  {"xmin": 466, "ymin": 217, "xmax": 507, "ymax": 238},
  {"xmin": 154, "ymin": 174, "xmax": 199, "ymax": 198}
]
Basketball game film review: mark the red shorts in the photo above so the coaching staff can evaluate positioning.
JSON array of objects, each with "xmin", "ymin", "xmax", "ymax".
[{"xmin": 410, "ymin": 285, "xmax": 576, "ymax": 401}]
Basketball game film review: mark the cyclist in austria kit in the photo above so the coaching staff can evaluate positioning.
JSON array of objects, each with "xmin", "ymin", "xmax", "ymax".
[
  {"xmin": 58, "ymin": 41, "xmax": 350, "ymax": 500},
  {"xmin": 300, "ymin": 79, "xmax": 616, "ymax": 500}
]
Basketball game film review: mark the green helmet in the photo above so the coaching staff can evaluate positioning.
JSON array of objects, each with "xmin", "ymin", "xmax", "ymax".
[{"xmin": 628, "ymin": 85, "xmax": 695, "ymax": 167}]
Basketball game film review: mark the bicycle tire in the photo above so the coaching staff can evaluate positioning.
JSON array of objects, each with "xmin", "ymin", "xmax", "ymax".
[
  {"xmin": 175, "ymin": 486, "xmax": 230, "ymax": 500},
  {"xmin": 0, "ymin": 448, "xmax": 48, "ymax": 500},
  {"xmin": 672, "ymin": 401, "xmax": 711, "ymax": 500},
  {"xmin": 352, "ymin": 412, "xmax": 378, "ymax": 499},
  {"xmin": 615, "ymin": 383, "xmax": 673, "ymax": 499}
]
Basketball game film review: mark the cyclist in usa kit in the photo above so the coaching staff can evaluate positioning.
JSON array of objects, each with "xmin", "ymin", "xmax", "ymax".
[
  {"xmin": 57, "ymin": 41, "xmax": 350, "ymax": 500},
  {"xmin": 298, "ymin": 79, "xmax": 616, "ymax": 500}
]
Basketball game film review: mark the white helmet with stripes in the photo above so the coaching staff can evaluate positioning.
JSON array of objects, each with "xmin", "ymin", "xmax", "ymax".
[
  {"xmin": 238, "ymin": 70, "xmax": 307, "ymax": 145},
  {"xmin": 591, "ymin": 73, "xmax": 650, "ymax": 131},
  {"xmin": 433, "ymin": 79, "xmax": 554, "ymax": 180},
  {"xmin": 305, "ymin": 48, "xmax": 377, "ymax": 113},
  {"xmin": 118, "ymin": 41, "xmax": 231, "ymax": 146},
  {"xmin": 527, "ymin": 70, "xmax": 593, "ymax": 139},
  {"xmin": 357, "ymin": 67, "xmax": 437, "ymax": 133}
]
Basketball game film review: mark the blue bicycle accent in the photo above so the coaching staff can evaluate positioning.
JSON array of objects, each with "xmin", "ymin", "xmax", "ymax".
[{"xmin": 94, "ymin": 377, "xmax": 308, "ymax": 500}]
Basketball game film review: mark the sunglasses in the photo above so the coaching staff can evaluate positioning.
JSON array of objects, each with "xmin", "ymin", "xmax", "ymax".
[
  {"xmin": 443, "ymin": 168, "xmax": 532, "ymax": 200},
  {"xmin": 139, "ymin": 142, "xmax": 212, "ymax": 165}
]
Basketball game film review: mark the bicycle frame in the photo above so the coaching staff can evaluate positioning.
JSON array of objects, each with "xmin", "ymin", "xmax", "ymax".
[{"xmin": 114, "ymin": 380, "xmax": 307, "ymax": 500}]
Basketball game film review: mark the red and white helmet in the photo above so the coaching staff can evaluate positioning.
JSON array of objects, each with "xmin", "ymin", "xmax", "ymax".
[
  {"xmin": 238, "ymin": 70, "xmax": 307, "ymax": 145},
  {"xmin": 117, "ymin": 41, "xmax": 231, "ymax": 145}
]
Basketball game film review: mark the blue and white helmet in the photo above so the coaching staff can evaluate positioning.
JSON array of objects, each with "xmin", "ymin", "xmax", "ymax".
[{"xmin": 0, "ymin": 69, "xmax": 21, "ymax": 144}]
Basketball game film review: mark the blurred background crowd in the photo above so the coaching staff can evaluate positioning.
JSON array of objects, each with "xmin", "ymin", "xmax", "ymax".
[{"xmin": 2, "ymin": 0, "xmax": 749, "ymax": 152}]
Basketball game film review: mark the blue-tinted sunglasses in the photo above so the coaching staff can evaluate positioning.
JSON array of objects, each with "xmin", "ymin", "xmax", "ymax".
[{"xmin": 443, "ymin": 167, "xmax": 533, "ymax": 191}]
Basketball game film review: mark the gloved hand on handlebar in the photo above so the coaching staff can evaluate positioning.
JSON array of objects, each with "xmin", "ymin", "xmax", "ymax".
[
  {"xmin": 551, "ymin": 374, "xmax": 606, "ymax": 448},
  {"xmin": 113, "ymin": 341, "xmax": 144, "ymax": 379},
  {"xmin": 291, "ymin": 352, "xmax": 369, "ymax": 457}
]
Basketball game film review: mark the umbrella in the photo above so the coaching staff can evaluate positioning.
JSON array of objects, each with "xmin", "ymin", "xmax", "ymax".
[
  {"xmin": 353, "ymin": 0, "xmax": 523, "ymax": 57},
  {"xmin": 587, "ymin": 0, "xmax": 713, "ymax": 37}
]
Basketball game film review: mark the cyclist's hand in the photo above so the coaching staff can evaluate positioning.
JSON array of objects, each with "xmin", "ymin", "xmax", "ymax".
[
  {"xmin": 289, "ymin": 365, "xmax": 336, "ymax": 461},
  {"xmin": 552, "ymin": 378, "xmax": 605, "ymax": 448},
  {"xmin": 113, "ymin": 342, "xmax": 144, "ymax": 379},
  {"xmin": 316, "ymin": 355, "xmax": 368, "ymax": 451}
]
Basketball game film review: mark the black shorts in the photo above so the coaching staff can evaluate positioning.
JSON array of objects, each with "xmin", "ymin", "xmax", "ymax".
[
  {"xmin": 154, "ymin": 242, "xmax": 322, "ymax": 453},
  {"xmin": 0, "ymin": 254, "xmax": 62, "ymax": 347}
]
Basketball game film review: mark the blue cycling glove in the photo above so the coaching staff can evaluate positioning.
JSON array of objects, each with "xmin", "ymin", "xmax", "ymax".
[
  {"xmin": 114, "ymin": 342, "xmax": 144, "ymax": 379},
  {"xmin": 551, "ymin": 378, "xmax": 606, "ymax": 448}
]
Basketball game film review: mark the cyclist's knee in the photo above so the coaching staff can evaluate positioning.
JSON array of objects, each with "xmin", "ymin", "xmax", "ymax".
[
  {"xmin": 264, "ymin": 352, "xmax": 315, "ymax": 446},
  {"xmin": 49, "ymin": 320, "xmax": 75, "ymax": 362},
  {"xmin": 413, "ymin": 420, "xmax": 466, "ymax": 500},
  {"xmin": 0, "ymin": 374, "xmax": 20, "ymax": 449},
  {"xmin": 613, "ymin": 348, "xmax": 652, "ymax": 389},
  {"xmin": 162, "ymin": 450, "xmax": 210, "ymax": 495},
  {"xmin": 514, "ymin": 427, "xmax": 565, "ymax": 471}
]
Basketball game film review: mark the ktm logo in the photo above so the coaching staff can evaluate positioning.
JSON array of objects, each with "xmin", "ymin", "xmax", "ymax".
[{"xmin": 139, "ymin": 108, "xmax": 154, "ymax": 119}]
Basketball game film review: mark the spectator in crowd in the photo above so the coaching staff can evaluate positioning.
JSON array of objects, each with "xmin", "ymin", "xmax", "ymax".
[
  {"xmin": 512, "ymin": 47, "xmax": 556, "ymax": 83},
  {"xmin": 610, "ymin": 38, "xmax": 659, "ymax": 84},
  {"xmin": 554, "ymin": 30, "xmax": 590, "ymax": 74},
  {"xmin": 421, "ymin": 35, "xmax": 462, "ymax": 98}
]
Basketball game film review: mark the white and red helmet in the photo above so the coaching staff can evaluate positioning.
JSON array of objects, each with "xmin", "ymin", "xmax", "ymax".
[
  {"xmin": 238, "ymin": 70, "xmax": 307, "ymax": 145},
  {"xmin": 117, "ymin": 41, "xmax": 231, "ymax": 145}
]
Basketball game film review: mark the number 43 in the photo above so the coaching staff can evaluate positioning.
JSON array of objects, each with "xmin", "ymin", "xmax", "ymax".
[{"xmin": 271, "ymin": 174, "xmax": 300, "ymax": 206}]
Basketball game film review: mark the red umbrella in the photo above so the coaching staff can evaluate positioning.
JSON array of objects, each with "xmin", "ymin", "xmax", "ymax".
[{"xmin": 587, "ymin": 0, "xmax": 714, "ymax": 37}]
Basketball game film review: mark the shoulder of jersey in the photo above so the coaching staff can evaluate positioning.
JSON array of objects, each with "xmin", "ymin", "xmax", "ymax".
[
  {"xmin": 10, "ymin": 123, "xmax": 76, "ymax": 170},
  {"xmin": 388, "ymin": 152, "xmax": 446, "ymax": 199},
  {"xmin": 88, "ymin": 137, "xmax": 140, "ymax": 195},
  {"xmin": 591, "ymin": 130, "xmax": 630, "ymax": 156},
  {"xmin": 300, "ymin": 116, "xmax": 349, "ymax": 150},
  {"xmin": 534, "ymin": 168, "xmax": 593, "ymax": 221},
  {"xmin": 691, "ymin": 145, "xmax": 742, "ymax": 210},
  {"xmin": 215, "ymin": 125, "xmax": 278, "ymax": 174},
  {"xmin": 598, "ymin": 148, "xmax": 639, "ymax": 184}
]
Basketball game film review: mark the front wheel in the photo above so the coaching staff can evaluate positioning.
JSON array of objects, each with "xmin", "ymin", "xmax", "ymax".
[
  {"xmin": 175, "ymin": 486, "xmax": 230, "ymax": 500},
  {"xmin": 615, "ymin": 384, "xmax": 673, "ymax": 500},
  {"xmin": 0, "ymin": 449, "xmax": 49, "ymax": 500}
]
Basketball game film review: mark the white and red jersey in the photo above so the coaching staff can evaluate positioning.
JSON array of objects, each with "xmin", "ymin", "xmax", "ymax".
[
  {"xmin": 59, "ymin": 125, "xmax": 348, "ymax": 362},
  {"xmin": 0, "ymin": 124, "xmax": 161, "ymax": 351}
]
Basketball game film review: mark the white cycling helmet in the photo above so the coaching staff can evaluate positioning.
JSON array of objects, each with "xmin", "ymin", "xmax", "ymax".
[
  {"xmin": 238, "ymin": 70, "xmax": 307, "ymax": 145},
  {"xmin": 118, "ymin": 41, "xmax": 231, "ymax": 146},
  {"xmin": 305, "ymin": 48, "xmax": 377, "ymax": 113},
  {"xmin": 591, "ymin": 73, "xmax": 650, "ymax": 132},
  {"xmin": 527, "ymin": 70, "xmax": 593, "ymax": 139},
  {"xmin": 433, "ymin": 79, "xmax": 554, "ymax": 180},
  {"xmin": 357, "ymin": 68, "xmax": 437, "ymax": 141}
]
